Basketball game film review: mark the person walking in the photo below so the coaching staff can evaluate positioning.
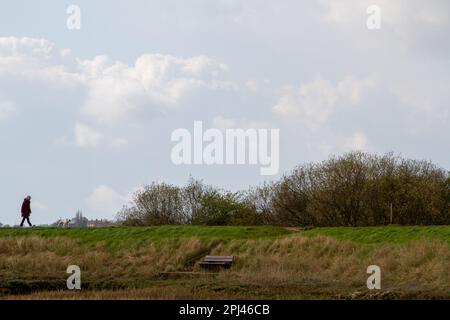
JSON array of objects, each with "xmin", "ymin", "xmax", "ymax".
[{"xmin": 20, "ymin": 196, "xmax": 33, "ymax": 227}]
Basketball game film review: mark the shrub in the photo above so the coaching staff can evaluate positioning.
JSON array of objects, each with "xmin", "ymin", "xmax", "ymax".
[
  {"xmin": 117, "ymin": 152, "xmax": 450, "ymax": 227},
  {"xmin": 117, "ymin": 182, "xmax": 188, "ymax": 226},
  {"xmin": 192, "ymin": 192, "xmax": 261, "ymax": 226},
  {"xmin": 266, "ymin": 152, "xmax": 450, "ymax": 226}
]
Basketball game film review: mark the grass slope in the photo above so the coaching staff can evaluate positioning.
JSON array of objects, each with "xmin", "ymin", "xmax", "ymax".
[
  {"xmin": 303, "ymin": 225, "xmax": 450, "ymax": 244},
  {"xmin": 0, "ymin": 225, "xmax": 449, "ymax": 299},
  {"xmin": 1, "ymin": 225, "xmax": 449, "ymax": 246},
  {"xmin": 0, "ymin": 226, "xmax": 294, "ymax": 250}
]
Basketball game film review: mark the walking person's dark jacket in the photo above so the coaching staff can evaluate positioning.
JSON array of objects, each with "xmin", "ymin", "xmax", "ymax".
[{"xmin": 21, "ymin": 198, "xmax": 31, "ymax": 218}]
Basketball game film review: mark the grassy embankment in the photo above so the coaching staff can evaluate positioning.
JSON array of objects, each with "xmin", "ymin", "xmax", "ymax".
[{"xmin": 0, "ymin": 225, "xmax": 449, "ymax": 299}]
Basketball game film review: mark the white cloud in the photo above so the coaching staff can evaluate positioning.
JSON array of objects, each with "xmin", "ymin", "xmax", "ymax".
[
  {"xmin": 60, "ymin": 48, "xmax": 72, "ymax": 57},
  {"xmin": 0, "ymin": 37, "xmax": 55, "ymax": 60},
  {"xmin": 74, "ymin": 123, "xmax": 103, "ymax": 147},
  {"xmin": 79, "ymin": 53, "xmax": 231, "ymax": 124},
  {"xmin": 344, "ymin": 132, "xmax": 369, "ymax": 151},
  {"xmin": 273, "ymin": 76, "xmax": 375, "ymax": 130},
  {"xmin": 0, "ymin": 37, "xmax": 232, "ymax": 126},
  {"xmin": 0, "ymin": 37, "xmax": 82, "ymax": 88},
  {"xmin": 86, "ymin": 185, "xmax": 129, "ymax": 219},
  {"xmin": 74, "ymin": 122, "xmax": 129, "ymax": 148}
]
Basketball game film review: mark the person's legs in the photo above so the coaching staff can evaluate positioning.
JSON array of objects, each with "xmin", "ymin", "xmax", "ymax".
[
  {"xmin": 20, "ymin": 217, "xmax": 26, "ymax": 227},
  {"xmin": 26, "ymin": 217, "xmax": 32, "ymax": 227}
]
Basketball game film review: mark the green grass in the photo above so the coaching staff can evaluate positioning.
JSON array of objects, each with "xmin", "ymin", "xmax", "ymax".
[
  {"xmin": 0, "ymin": 226, "xmax": 295, "ymax": 250},
  {"xmin": 0, "ymin": 225, "xmax": 449, "ymax": 250},
  {"xmin": 303, "ymin": 225, "xmax": 450, "ymax": 244}
]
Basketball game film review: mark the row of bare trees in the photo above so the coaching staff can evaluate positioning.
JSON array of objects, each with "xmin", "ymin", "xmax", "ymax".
[
  {"xmin": 117, "ymin": 178, "xmax": 260, "ymax": 226},
  {"xmin": 118, "ymin": 152, "xmax": 450, "ymax": 227}
]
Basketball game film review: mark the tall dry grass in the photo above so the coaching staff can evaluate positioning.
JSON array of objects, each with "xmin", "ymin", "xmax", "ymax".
[
  {"xmin": 210, "ymin": 236, "xmax": 450, "ymax": 296},
  {"xmin": 1, "ymin": 235, "xmax": 449, "ymax": 299}
]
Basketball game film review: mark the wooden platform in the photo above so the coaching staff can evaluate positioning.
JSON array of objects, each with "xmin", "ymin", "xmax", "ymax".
[{"xmin": 199, "ymin": 255, "xmax": 234, "ymax": 269}]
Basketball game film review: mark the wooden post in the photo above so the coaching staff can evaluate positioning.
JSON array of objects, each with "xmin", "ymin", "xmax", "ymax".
[{"xmin": 390, "ymin": 203, "xmax": 393, "ymax": 225}]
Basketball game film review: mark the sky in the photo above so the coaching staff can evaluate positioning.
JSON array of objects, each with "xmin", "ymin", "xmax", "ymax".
[{"xmin": 0, "ymin": 0, "xmax": 449, "ymax": 225}]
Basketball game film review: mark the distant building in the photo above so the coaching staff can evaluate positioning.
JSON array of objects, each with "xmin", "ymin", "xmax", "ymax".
[
  {"xmin": 51, "ymin": 211, "xmax": 115, "ymax": 228},
  {"xmin": 87, "ymin": 219, "xmax": 115, "ymax": 228}
]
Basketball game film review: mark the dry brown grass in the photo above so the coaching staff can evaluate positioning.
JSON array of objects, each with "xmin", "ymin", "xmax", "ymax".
[
  {"xmin": 1, "ymin": 235, "xmax": 449, "ymax": 299},
  {"xmin": 6, "ymin": 286, "xmax": 255, "ymax": 300},
  {"xmin": 210, "ymin": 236, "xmax": 450, "ymax": 297}
]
